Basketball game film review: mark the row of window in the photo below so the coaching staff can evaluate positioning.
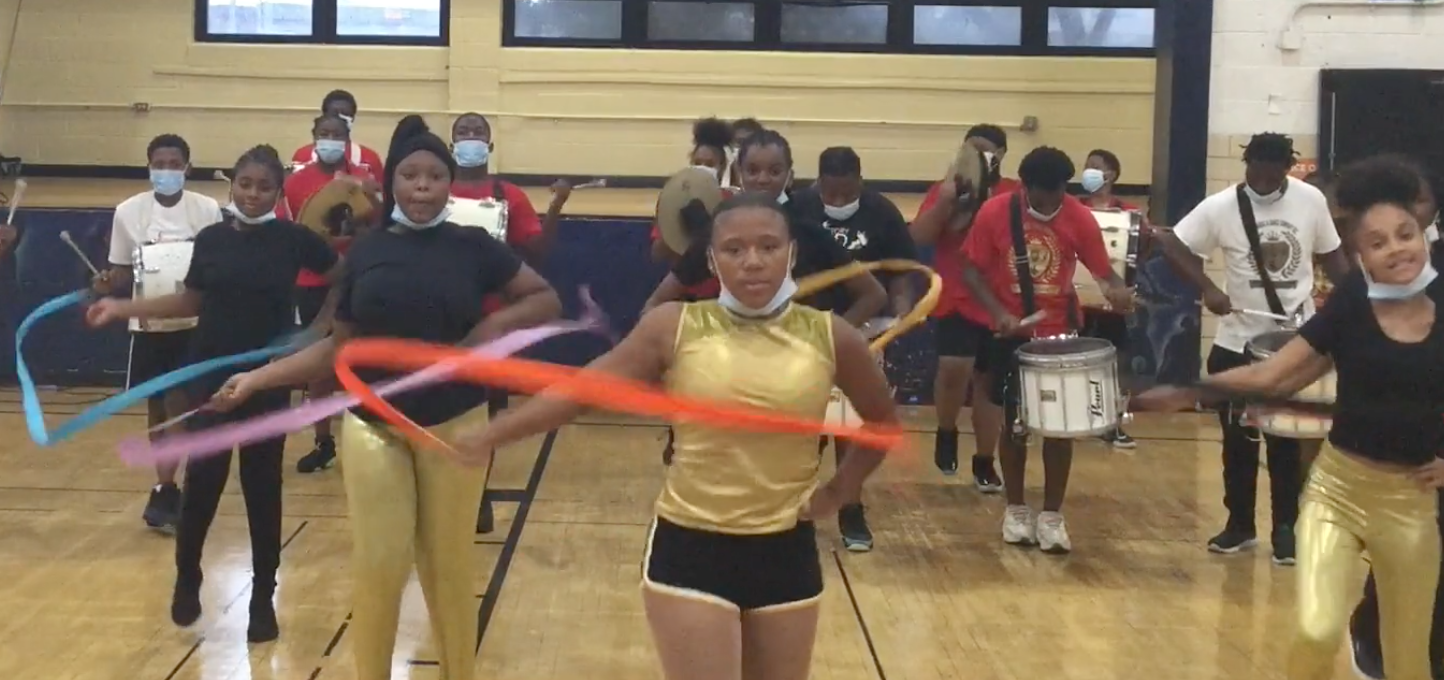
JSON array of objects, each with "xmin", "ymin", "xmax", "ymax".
[{"xmin": 199, "ymin": 0, "xmax": 1155, "ymax": 55}]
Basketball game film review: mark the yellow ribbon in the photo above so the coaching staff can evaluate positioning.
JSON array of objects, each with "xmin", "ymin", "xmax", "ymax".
[{"xmin": 794, "ymin": 259, "xmax": 943, "ymax": 353}]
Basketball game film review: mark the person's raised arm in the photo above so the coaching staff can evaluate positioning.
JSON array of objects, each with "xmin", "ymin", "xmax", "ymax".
[{"xmin": 909, "ymin": 178, "xmax": 975, "ymax": 246}]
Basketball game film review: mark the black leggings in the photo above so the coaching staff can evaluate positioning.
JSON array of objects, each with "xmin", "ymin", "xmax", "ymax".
[
  {"xmin": 1206, "ymin": 346, "xmax": 1302, "ymax": 532},
  {"xmin": 175, "ymin": 389, "xmax": 288, "ymax": 594},
  {"xmin": 1351, "ymin": 489, "xmax": 1444, "ymax": 675}
]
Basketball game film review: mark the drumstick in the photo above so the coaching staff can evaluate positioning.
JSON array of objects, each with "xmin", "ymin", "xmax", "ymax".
[
  {"xmin": 993, "ymin": 311, "xmax": 1047, "ymax": 337},
  {"xmin": 7, "ymin": 178, "xmax": 26, "ymax": 226},
  {"xmin": 213, "ymin": 170, "xmax": 230, "ymax": 184},
  {"xmin": 58, "ymin": 231, "xmax": 100, "ymax": 276},
  {"xmin": 570, "ymin": 179, "xmax": 606, "ymax": 190},
  {"xmin": 1237, "ymin": 308, "xmax": 1291, "ymax": 322}
]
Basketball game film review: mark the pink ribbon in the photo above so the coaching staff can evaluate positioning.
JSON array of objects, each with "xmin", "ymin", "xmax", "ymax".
[{"xmin": 116, "ymin": 290, "xmax": 610, "ymax": 466}]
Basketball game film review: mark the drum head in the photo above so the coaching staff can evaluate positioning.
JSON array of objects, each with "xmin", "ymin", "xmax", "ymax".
[
  {"xmin": 656, "ymin": 167, "xmax": 724, "ymax": 255},
  {"xmin": 1019, "ymin": 336, "xmax": 1112, "ymax": 357},
  {"xmin": 449, "ymin": 198, "xmax": 498, "ymax": 228},
  {"xmin": 1247, "ymin": 330, "xmax": 1297, "ymax": 358},
  {"xmin": 298, "ymin": 178, "xmax": 375, "ymax": 237}
]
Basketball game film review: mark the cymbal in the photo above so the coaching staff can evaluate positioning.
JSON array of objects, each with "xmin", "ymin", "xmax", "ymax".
[
  {"xmin": 655, "ymin": 167, "xmax": 724, "ymax": 255},
  {"xmin": 947, "ymin": 138, "xmax": 989, "ymax": 195},
  {"xmin": 297, "ymin": 177, "xmax": 376, "ymax": 237}
]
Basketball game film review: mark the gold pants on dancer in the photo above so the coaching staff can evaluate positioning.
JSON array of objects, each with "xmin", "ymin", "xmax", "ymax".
[
  {"xmin": 340, "ymin": 408, "xmax": 490, "ymax": 680},
  {"xmin": 1291, "ymin": 446, "xmax": 1440, "ymax": 680}
]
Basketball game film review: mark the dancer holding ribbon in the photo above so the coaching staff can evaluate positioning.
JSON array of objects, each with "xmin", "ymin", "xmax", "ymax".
[
  {"xmin": 88, "ymin": 144, "xmax": 340, "ymax": 642},
  {"xmin": 449, "ymin": 192, "xmax": 899, "ymax": 680},
  {"xmin": 209, "ymin": 115, "xmax": 563, "ymax": 680},
  {"xmin": 93, "ymin": 133, "xmax": 223, "ymax": 533}
]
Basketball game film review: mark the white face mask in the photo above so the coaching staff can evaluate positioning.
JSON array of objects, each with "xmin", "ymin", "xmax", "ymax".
[
  {"xmin": 711, "ymin": 245, "xmax": 798, "ymax": 318},
  {"xmin": 824, "ymin": 199, "xmax": 860, "ymax": 222},
  {"xmin": 1361, "ymin": 255, "xmax": 1439, "ymax": 300},
  {"xmin": 392, "ymin": 204, "xmax": 450, "ymax": 230},
  {"xmin": 1244, "ymin": 183, "xmax": 1285, "ymax": 205},
  {"xmin": 1026, "ymin": 198, "xmax": 1060, "ymax": 223},
  {"xmin": 226, "ymin": 202, "xmax": 276, "ymax": 225}
]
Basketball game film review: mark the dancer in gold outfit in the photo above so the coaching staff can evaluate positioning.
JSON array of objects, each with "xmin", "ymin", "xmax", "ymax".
[
  {"xmin": 211, "ymin": 115, "xmax": 563, "ymax": 680},
  {"xmin": 1137, "ymin": 156, "xmax": 1444, "ymax": 680},
  {"xmin": 455, "ymin": 192, "xmax": 899, "ymax": 680}
]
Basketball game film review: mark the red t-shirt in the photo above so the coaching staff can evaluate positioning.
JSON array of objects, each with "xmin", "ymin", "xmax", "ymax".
[
  {"xmin": 284, "ymin": 162, "xmax": 379, "ymax": 287},
  {"xmin": 917, "ymin": 178, "xmax": 1020, "ymax": 324},
  {"xmin": 960, "ymin": 193, "xmax": 1112, "ymax": 337},
  {"xmin": 452, "ymin": 178, "xmax": 544, "ymax": 313},
  {"xmin": 649, "ymin": 188, "xmax": 734, "ymax": 299},
  {"xmin": 290, "ymin": 142, "xmax": 384, "ymax": 176}
]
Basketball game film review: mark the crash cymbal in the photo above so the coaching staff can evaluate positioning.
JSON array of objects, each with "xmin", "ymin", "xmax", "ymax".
[
  {"xmin": 297, "ymin": 177, "xmax": 376, "ymax": 237},
  {"xmin": 655, "ymin": 166, "xmax": 724, "ymax": 255}
]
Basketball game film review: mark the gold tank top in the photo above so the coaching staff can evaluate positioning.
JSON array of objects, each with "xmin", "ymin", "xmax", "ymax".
[{"xmin": 654, "ymin": 300, "xmax": 837, "ymax": 535}]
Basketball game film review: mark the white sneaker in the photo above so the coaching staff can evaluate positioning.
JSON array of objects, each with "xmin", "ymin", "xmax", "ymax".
[
  {"xmin": 1037, "ymin": 511, "xmax": 1072, "ymax": 554},
  {"xmin": 1002, "ymin": 505, "xmax": 1036, "ymax": 546}
]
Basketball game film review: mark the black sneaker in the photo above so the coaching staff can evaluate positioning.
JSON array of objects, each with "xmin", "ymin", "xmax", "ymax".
[
  {"xmin": 296, "ymin": 436, "xmax": 336, "ymax": 473},
  {"xmin": 838, "ymin": 504, "xmax": 874, "ymax": 552},
  {"xmin": 143, "ymin": 483, "xmax": 181, "ymax": 533},
  {"xmin": 1100, "ymin": 427, "xmax": 1137, "ymax": 449},
  {"xmin": 247, "ymin": 593, "xmax": 279, "ymax": 643},
  {"xmin": 171, "ymin": 573, "xmax": 203, "ymax": 628},
  {"xmin": 972, "ymin": 455, "xmax": 1003, "ymax": 494},
  {"xmin": 476, "ymin": 498, "xmax": 494, "ymax": 534},
  {"xmin": 1348, "ymin": 620, "xmax": 1385, "ymax": 679},
  {"xmin": 1272, "ymin": 524, "xmax": 1296, "ymax": 566},
  {"xmin": 935, "ymin": 428, "xmax": 959, "ymax": 475},
  {"xmin": 1207, "ymin": 526, "xmax": 1259, "ymax": 554}
]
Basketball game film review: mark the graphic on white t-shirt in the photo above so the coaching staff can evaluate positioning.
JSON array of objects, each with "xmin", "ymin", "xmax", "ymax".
[{"xmin": 1248, "ymin": 218, "xmax": 1307, "ymax": 291}]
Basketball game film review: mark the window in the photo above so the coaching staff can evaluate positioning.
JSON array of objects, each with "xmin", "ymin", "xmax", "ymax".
[
  {"xmin": 197, "ymin": 0, "xmax": 448, "ymax": 44},
  {"xmin": 502, "ymin": 0, "xmax": 1157, "ymax": 56}
]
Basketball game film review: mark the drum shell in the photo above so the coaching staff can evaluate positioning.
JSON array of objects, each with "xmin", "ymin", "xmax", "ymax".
[
  {"xmin": 131, "ymin": 241, "xmax": 198, "ymax": 333},
  {"xmin": 1072, "ymin": 209, "xmax": 1140, "ymax": 310},
  {"xmin": 1246, "ymin": 331, "xmax": 1337, "ymax": 404},
  {"xmin": 449, "ymin": 198, "xmax": 509, "ymax": 241},
  {"xmin": 824, "ymin": 347, "xmax": 895, "ymax": 428},
  {"xmin": 1245, "ymin": 330, "xmax": 1334, "ymax": 439},
  {"xmin": 1016, "ymin": 337, "xmax": 1119, "ymax": 438}
]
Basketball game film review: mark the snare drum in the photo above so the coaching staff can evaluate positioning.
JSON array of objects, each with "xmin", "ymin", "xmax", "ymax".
[
  {"xmin": 1072, "ymin": 209, "xmax": 1141, "ymax": 310},
  {"xmin": 825, "ymin": 318, "xmax": 897, "ymax": 428},
  {"xmin": 132, "ymin": 241, "xmax": 197, "ymax": 333},
  {"xmin": 1244, "ymin": 330, "xmax": 1336, "ymax": 439},
  {"xmin": 1016, "ymin": 336, "xmax": 1122, "ymax": 438},
  {"xmin": 450, "ymin": 197, "xmax": 509, "ymax": 241}
]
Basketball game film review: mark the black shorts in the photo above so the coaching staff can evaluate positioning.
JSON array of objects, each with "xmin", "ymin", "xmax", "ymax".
[
  {"xmin": 984, "ymin": 336, "xmax": 1028, "ymax": 408},
  {"xmin": 933, "ymin": 314, "xmax": 994, "ymax": 369},
  {"xmin": 643, "ymin": 516, "xmax": 822, "ymax": 611},
  {"xmin": 295, "ymin": 285, "xmax": 329, "ymax": 327},
  {"xmin": 128, "ymin": 330, "xmax": 195, "ymax": 389}
]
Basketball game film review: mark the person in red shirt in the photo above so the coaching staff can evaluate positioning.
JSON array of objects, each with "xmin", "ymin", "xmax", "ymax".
[
  {"xmin": 450, "ymin": 111, "xmax": 573, "ymax": 534},
  {"xmin": 961, "ymin": 146, "xmax": 1132, "ymax": 555},
  {"xmin": 1076, "ymin": 148, "xmax": 1141, "ymax": 449},
  {"xmin": 291, "ymin": 90, "xmax": 384, "ymax": 174},
  {"xmin": 285, "ymin": 112, "xmax": 382, "ymax": 475},
  {"xmin": 910, "ymin": 124, "xmax": 1016, "ymax": 491}
]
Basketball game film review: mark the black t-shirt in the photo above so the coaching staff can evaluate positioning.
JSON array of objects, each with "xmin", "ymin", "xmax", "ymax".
[
  {"xmin": 789, "ymin": 187, "xmax": 918, "ymax": 265},
  {"xmin": 1298, "ymin": 267, "xmax": 1444, "ymax": 466},
  {"xmin": 337, "ymin": 223, "xmax": 523, "ymax": 427},
  {"xmin": 183, "ymin": 218, "xmax": 337, "ymax": 373},
  {"xmin": 671, "ymin": 198, "xmax": 857, "ymax": 312}
]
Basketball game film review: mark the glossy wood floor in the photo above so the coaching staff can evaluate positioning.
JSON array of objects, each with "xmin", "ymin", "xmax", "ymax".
[{"xmin": 0, "ymin": 387, "xmax": 1365, "ymax": 680}]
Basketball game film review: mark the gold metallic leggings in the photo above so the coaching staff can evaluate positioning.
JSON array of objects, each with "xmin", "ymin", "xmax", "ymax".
[
  {"xmin": 1291, "ymin": 446, "xmax": 1440, "ymax": 680},
  {"xmin": 340, "ymin": 409, "xmax": 490, "ymax": 680}
]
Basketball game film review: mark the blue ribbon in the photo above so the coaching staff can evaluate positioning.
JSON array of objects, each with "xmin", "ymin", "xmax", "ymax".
[{"xmin": 16, "ymin": 290, "xmax": 309, "ymax": 446}]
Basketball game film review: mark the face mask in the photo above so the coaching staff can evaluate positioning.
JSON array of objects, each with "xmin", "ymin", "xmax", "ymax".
[
  {"xmin": 1081, "ymin": 168, "xmax": 1106, "ymax": 194},
  {"xmin": 1362, "ymin": 256, "xmax": 1438, "ymax": 300},
  {"xmin": 712, "ymin": 245, "xmax": 798, "ymax": 318},
  {"xmin": 150, "ymin": 169, "xmax": 185, "ymax": 197},
  {"xmin": 824, "ymin": 199, "xmax": 860, "ymax": 222},
  {"xmin": 1245, "ymin": 183, "xmax": 1285, "ymax": 205},
  {"xmin": 225, "ymin": 202, "xmax": 276, "ymax": 225},
  {"xmin": 391, "ymin": 204, "xmax": 450, "ymax": 231},
  {"xmin": 315, "ymin": 139, "xmax": 346, "ymax": 165},
  {"xmin": 1428, "ymin": 222, "xmax": 1440, "ymax": 244},
  {"xmin": 339, "ymin": 113, "xmax": 355, "ymax": 130},
  {"xmin": 1026, "ymin": 198, "xmax": 1060, "ymax": 223},
  {"xmin": 689, "ymin": 164, "xmax": 720, "ymax": 181},
  {"xmin": 455, "ymin": 140, "xmax": 490, "ymax": 168}
]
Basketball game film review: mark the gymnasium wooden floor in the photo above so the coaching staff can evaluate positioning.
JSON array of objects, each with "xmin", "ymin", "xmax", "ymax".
[{"xmin": 0, "ymin": 388, "xmax": 1363, "ymax": 680}]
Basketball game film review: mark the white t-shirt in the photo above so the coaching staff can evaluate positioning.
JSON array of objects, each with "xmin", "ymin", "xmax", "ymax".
[
  {"xmin": 1173, "ymin": 177, "xmax": 1342, "ymax": 353},
  {"xmin": 108, "ymin": 190, "xmax": 224, "ymax": 266}
]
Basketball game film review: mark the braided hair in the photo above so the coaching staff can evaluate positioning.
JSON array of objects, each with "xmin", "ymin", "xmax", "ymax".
[
  {"xmin": 312, "ymin": 112, "xmax": 350, "ymax": 139},
  {"xmin": 1242, "ymin": 133, "xmax": 1299, "ymax": 166},
  {"xmin": 233, "ymin": 143, "xmax": 285, "ymax": 188},
  {"xmin": 382, "ymin": 115, "xmax": 456, "ymax": 224},
  {"xmin": 738, "ymin": 129, "xmax": 793, "ymax": 169}
]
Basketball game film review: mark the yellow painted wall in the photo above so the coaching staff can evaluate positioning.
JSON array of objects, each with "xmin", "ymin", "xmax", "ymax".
[{"xmin": 0, "ymin": 0, "xmax": 1155, "ymax": 183}]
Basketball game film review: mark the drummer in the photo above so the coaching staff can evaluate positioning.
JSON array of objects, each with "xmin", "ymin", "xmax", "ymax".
[
  {"xmin": 960, "ymin": 146, "xmax": 1132, "ymax": 554},
  {"xmin": 909, "ymin": 123, "xmax": 1015, "ymax": 492},
  {"xmin": 1156, "ymin": 132, "xmax": 1350, "ymax": 566},
  {"xmin": 93, "ymin": 133, "xmax": 224, "ymax": 533},
  {"xmin": 284, "ymin": 111, "xmax": 383, "ymax": 475},
  {"xmin": 290, "ymin": 89, "xmax": 384, "ymax": 172},
  {"xmin": 1075, "ymin": 148, "xmax": 1139, "ymax": 449},
  {"xmin": 449, "ymin": 110, "xmax": 574, "ymax": 534}
]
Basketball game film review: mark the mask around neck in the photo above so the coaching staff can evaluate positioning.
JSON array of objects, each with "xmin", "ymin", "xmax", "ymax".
[
  {"xmin": 1026, "ymin": 198, "xmax": 1061, "ymax": 222},
  {"xmin": 1244, "ymin": 182, "xmax": 1286, "ymax": 206},
  {"xmin": 711, "ymin": 245, "xmax": 797, "ymax": 318},
  {"xmin": 824, "ymin": 199, "xmax": 860, "ymax": 222},
  {"xmin": 1362, "ymin": 256, "xmax": 1439, "ymax": 300},
  {"xmin": 392, "ymin": 204, "xmax": 450, "ymax": 231},
  {"xmin": 226, "ymin": 202, "xmax": 276, "ymax": 225}
]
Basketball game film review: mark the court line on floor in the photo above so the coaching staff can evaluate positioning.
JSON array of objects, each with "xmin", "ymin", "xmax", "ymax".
[{"xmin": 833, "ymin": 551, "xmax": 889, "ymax": 680}]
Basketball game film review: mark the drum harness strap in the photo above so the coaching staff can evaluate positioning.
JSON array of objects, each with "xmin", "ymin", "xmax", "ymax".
[{"xmin": 1234, "ymin": 184, "xmax": 1288, "ymax": 318}]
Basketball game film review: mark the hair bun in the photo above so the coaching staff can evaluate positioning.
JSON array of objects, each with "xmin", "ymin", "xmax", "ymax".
[
  {"xmin": 388, "ymin": 115, "xmax": 431, "ymax": 159},
  {"xmin": 1334, "ymin": 155, "xmax": 1422, "ymax": 214},
  {"xmin": 692, "ymin": 117, "xmax": 732, "ymax": 150}
]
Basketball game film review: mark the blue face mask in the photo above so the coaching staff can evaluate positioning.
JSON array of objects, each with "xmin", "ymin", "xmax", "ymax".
[
  {"xmin": 150, "ymin": 169, "xmax": 185, "ymax": 197},
  {"xmin": 454, "ymin": 140, "xmax": 490, "ymax": 168},
  {"xmin": 315, "ymin": 139, "xmax": 347, "ymax": 165},
  {"xmin": 1081, "ymin": 168, "xmax": 1106, "ymax": 194},
  {"xmin": 711, "ymin": 245, "xmax": 798, "ymax": 318},
  {"xmin": 1362, "ymin": 258, "xmax": 1439, "ymax": 300},
  {"xmin": 225, "ymin": 202, "xmax": 276, "ymax": 225},
  {"xmin": 391, "ymin": 204, "xmax": 450, "ymax": 231}
]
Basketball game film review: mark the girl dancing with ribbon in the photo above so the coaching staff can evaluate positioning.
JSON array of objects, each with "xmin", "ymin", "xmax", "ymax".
[
  {"xmin": 449, "ymin": 192, "xmax": 899, "ymax": 680},
  {"xmin": 1136, "ymin": 155, "xmax": 1444, "ymax": 680},
  {"xmin": 209, "ymin": 115, "xmax": 563, "ymax": 680},
  {"xmin": 87, "ymin": 144, "xmax": 342, "ymax": 642}
]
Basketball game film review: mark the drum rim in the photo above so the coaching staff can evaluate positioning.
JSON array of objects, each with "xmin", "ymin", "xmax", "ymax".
[
  {"xmin": 1246, "ymin": 330, "xmax": 1298, "ymax": 356},
  {"xmin": 1016, "ymin": 337, "xmax": 1116, "ymax": 366}
]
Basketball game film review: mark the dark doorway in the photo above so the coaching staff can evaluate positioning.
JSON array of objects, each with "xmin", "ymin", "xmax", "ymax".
[{"xmin": 1319, "ymin": 69, "xmax": 1444, "ymax": 176}]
